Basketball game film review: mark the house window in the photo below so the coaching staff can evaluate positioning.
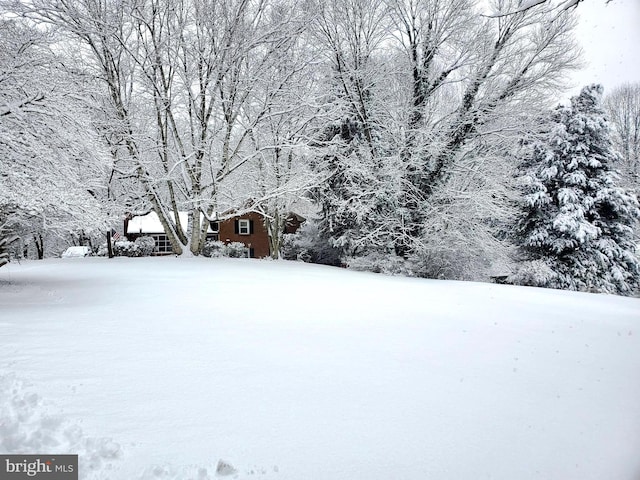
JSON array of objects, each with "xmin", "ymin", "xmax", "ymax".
[
  {"xmin": 152, "ymin": 234, "xmax": 172, "ymax": 253},
  {"xmin": 238, "ymin": 219, "xmax": 251, "ymax": 235},
  {"xmin": 207, "ymin": 221, "xmax": 219, "ymax": 241}
]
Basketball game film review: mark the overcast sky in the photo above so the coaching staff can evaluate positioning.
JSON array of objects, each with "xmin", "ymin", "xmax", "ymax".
[{"xmin": 568, "ymin": 0, "xmax": 640, "ymax": 96}]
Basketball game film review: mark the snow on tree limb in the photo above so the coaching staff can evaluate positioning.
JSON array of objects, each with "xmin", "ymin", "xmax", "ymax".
[
  {"xmin": 483, "ymin": 0, "xmax": 616, "ymax": 18},
  {"xmin": 484, "ymin": 0, "xmax": 549, "ymax": 17}
]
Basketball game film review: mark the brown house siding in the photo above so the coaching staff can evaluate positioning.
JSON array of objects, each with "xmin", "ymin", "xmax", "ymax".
[{"xmin": 219, "ymin": 212, "xmax": 270, "ymax": 258}]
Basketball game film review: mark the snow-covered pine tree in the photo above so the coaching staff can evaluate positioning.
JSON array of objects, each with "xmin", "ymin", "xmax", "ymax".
[
  {"xmin": 511, "ymin": 84, "xmax": 640, "ymax": 295},
  {"xmin": 310, "ymin": 114, "xmax": 377, "ymax": 264}
]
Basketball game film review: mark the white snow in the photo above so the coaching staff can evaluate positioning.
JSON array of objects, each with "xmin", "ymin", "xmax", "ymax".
[
  {"xmin": 61, "ymin": 246, "xmax": 92, "ymax": 258},
  {"xmin": 1, "ymin": 257, "xmax": 639, "ymax": 480},
  {"xmin": 127, "ymin": 212, "xmax": 217, "ymax": 235},
  {"xmin": 127, "ymin": 212, "xmax": 189, "ymax": 235}
]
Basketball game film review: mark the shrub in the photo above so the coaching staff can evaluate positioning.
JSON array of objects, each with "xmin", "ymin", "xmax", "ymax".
[
  {"xmin": 113, "ymin": 241, "xmax": 137, "ymax": 257},
  {"xmin": 345, "ymin": 252, "xmax": 410, "ymax": 276},
  {"xmin": 96, "ymin": 243, "xmax": 109, "ymax": 257},
  {"xmin": 281, "ymin": 221, "xmax": 341, "ymax": 266},
  {"xmin": 509, "ymin": 260, "xmax": 558, "ymax": 289},
  {"xmin": 222, "ymin": 242, "xmax": 248, "ymax": 258},
  {"xmin": 202, "ymin": 240, "xmax": 224, "ymax": 258},
  {"xmin": 113, "ymin": 237, "xmax": 156, "ymax": 257},
  {"xmin": 134, "ymin": 236, "xmax": 156, "ymax": 256},
  {"xmin": 202, "ymin": 240, "xmax": 248, "ymax": 258}
]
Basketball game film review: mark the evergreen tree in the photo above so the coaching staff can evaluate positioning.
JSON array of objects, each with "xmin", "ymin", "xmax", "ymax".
[
  {"xmin": 512, "ymin": 85, "xmax": 640, "ymax": 295},
  {"xmin": 310, "ymin": 115, "xmax": 365, "ymax": 265}
]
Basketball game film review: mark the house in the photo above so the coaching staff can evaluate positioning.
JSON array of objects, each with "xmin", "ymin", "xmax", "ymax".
[
  {"xmin": 124, "ymin": 210, "xmax": 304, "ymax": 258},
  {"xmin": 217, "ymin": 211, "xmax": 268, "ymax": 258},
  {"xmin": 125, "ymin": 212, "xmax": 210, "ymax": 255}
]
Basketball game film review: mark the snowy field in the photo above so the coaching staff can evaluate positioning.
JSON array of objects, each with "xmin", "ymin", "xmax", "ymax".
[{"xmin": 1, "ymin": 257, "xmax": 639, "ymax": 480}]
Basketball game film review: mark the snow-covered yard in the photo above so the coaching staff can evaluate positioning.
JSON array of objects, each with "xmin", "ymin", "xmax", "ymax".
[{"xmin": 1, "ymin": 257, "xmax": 639, "ymax": 480}]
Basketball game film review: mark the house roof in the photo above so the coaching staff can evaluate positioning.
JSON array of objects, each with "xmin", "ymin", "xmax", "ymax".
[
  {"xmin": 127, "ymin": 212, "xmax": 217, "ymax": 235},
  {"xmin": 287, "ymin": 212, "xmax": 306, "ymax": 222}
]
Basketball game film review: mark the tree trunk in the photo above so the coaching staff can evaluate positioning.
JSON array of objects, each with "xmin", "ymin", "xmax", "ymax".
[
  {"xmin": 34, "ymin": 233, "xmax": 44, "ymax": 260},
  {"xmin": 106, "ymin": 230, "xmax": 114, "ymax": 258}
]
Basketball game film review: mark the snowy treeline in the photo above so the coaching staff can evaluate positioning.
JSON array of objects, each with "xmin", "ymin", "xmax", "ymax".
[{"xmin": 0, "ymin": 0, "xmax": 638, "ymax": 293}]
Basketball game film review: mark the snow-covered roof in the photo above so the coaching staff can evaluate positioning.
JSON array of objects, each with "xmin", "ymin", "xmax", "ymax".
[{"xmin": 127, "ymin": 212, "xmax": 217, "ymax": 234}]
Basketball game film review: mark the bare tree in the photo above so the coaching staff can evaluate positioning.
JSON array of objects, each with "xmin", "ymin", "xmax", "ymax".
[
  {"xmin": 0, "ymin": 20, "xmax": 109, "ymax": 261},
  {"xmin": 382, "ymin": 0, "xmax": 582, "ymax": 259},
  {"xmin": 296, "ymin": 0, "xmax": 582, "ymax": 274},
  {"xmin": 604, "ymin": 82, "xmax": 640, "ymax": 193}
]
